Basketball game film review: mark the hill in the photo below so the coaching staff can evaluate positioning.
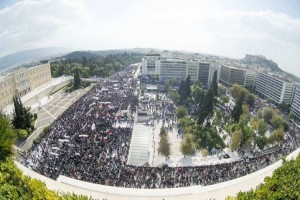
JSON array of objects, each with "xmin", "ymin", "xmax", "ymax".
[
  {"xmin": 0, "ymin": 47, "xmax": 71, "ymax": 71},
  {"xmin": 241, "ymin": 54, "xmax": 282, "ymax": 72}
]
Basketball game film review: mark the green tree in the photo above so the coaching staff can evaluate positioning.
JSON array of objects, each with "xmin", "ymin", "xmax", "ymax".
[
  {"xmin": 197, "ymin": 88, "xmax": 214, "ymax": 126},
  {"xmin": 245, "ymin": 93, "xmax": 256, "ymax": 108},
  {"xmin": 191, "ymin": 83, "xmax": 204, "ymax": 105},
  {"xmin": 257, "ymin": 109, "xmax": 263, "ymax": 119},
  {"xmin": 281, "ymin": 119, "xmax": 289, "ymax": 132},
  {"xmin": 231, "ymin": 129, "xmax": 242, "ymax": 151},
  {"xmin": 214, "ymin": 109, "xmax": 222, "ymax": 125},
  {"xmin": 289, "ymin": 111, "xmax": 295, "ymax": 120},
  {"xmin": 206, "ymin": 88, "xmax": 215, "ymax": 118},
  {"xmin": 169, "ymin": 90, "xmax": 180, "ymax": 104},
  {"xmin": 268, "ymin": 128, "xmax": 285, "ymax": 144},
  {"xmin": 160, "ymin": 126, "xmax": 167, "ymax": 136},
  {"xmin": 185, "ymin": 75, "xmax": 191, "ymax": 99},
  {"xmin": 0, "ymin": 113, "xmax": 16, "ymax": 161},
  {"xmin": 263, "ymin": 107, "xmax": 275, "ymax": 123},
  {"xmin": 255, "ymin": 136, "xmax": 268, "ymax": 150},
  {"xmin": 73, "ymin": 67, "xmax": 81, "ymax": 89},
  {"xmin": 229, "ymin": 84, "xmax": 249, "ymax": 100},
  {"xmin": 18, "ymin": 129, "xmax": 28, "ymax": 139},
  {"xmin": 180, "ymin": 134, "xmax": 195, "ymax": 156},
  {"xmin": 0, "ymin": 158, "xmax": 91, "ymax": 200},
  {"xmin": 176, "ymin": 106, "xmax": 187, "ymax": 119},
  {"xmin": 270, "ymin": 114, "xmax": 283, "ymax": 129},
  {"xmin": 231, "ymin": 92, "xmax": 245, "ymax": 122},
  {"xmin": 12, "ymin": 96, "xmax": 31, "ymax": 130},
  {"xmin": 258, "ymin": 120, "xmax": 268, "ymax": 136},
  {"xmin": 178, "ymin": 79, "xmax": 186, "ymax": 103},
  {"xmin": 158, "ymin": 134, "xmax": 171, "ymax": 158},
  {"xmin": 210, "ymin": 70, "xmax": 218, "ymax": 97},
  {"xmin": 200, "ymin": 148, "xmax": 209, "ymax": 156}
]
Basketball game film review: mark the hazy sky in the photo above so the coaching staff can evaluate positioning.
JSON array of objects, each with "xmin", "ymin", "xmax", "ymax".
[{"xmin": 0, "ymin": 0, "xmax": 300, "ymax": 76}]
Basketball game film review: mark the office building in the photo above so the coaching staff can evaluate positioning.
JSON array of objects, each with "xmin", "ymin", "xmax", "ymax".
[
  {"xmin": 198, "ymin": 62, "xmax": 210, "ymax": 88},
  {"xmin": 160, "ymin": 59, "xmax": 187, "ymax": 81},
  {"xmin": 0, "ymin": 63, "xmax": 51, "ymax": 110},
  {"xmin": 141, "ymin": 53, "xmax": 160, "ymax": 78},
  {"xmin": 244, "ymin": 70, "xmax": 257, "ymax": 90},
  {"xmin": 256, "ymin": 73, "xmax": 294, "ymax": 105},
  {"xmin": 219, "ymin": 65, "xmax": 246, "ymax": 87},
  {"xmin": 141, "ymin": 53, "xmax": 220, "ymax": 88},
  {"xmin": 291, "ymin": 83, "xmax": 300, "ymax": 121}
]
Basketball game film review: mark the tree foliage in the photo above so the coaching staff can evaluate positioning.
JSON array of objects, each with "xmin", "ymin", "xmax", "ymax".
[
  {"xmin": 191, "ymin": 82, "xmax": 204, "ymax": 105},
  {"xmin": 263, "ymin": 107, "xmax": 275, "ymax": 123},
  {"xmin": 158, "ymin": 134, "xmax": 171, "ymax": 158},
  {"xmin": 0, "ymin": 158, "xmax": 91, "ymax": 200},
  {"xmin": 12, "ymin": 96, "xmax": 32, "ymax": 131},
  {"xmin": 73, "ymin": 67, "xmax": 81, "ymax": 90},
  {"xmin": 176, "ymin": 106, "xmax": 187, "ymax": 119},
  {"xmin": 168, "ymin": 90, "xmax": 180, "ymax": 104},
  {"xmin": 268, "ymin": 128, "xmax": 285, "ymax": 144},
  {"xmin": 211, "ymin": 70, "xmax": 218, "ymax": 97},
  {"xmin": 180, "ymin": 134, "xmax": 195, "ymax": 156},
  {"xmin": 245, "ymin": 93, "xmax": 256, "ymax": 108},
  {"xmin": 0, "ymin": 113, "xmax": 16, "ymax": 161},
  {"xmin": 229, "ymin": 84, "xmax": 249, "ymax": 100},
  {"xmin": 231, "ymin": 129, "xmax": 242, "ymax": 151},
  {"xmin": 231, "ymin": 92, "xmax": 245, "ymax": 123},
  {"xmin": 51, "ymin": 52, "xmax": 142, "ymax": 78}
]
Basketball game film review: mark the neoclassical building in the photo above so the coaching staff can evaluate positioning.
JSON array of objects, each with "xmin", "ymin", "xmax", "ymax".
[{"xmin": 0, "ymin": 63, "xmax": 51, "ymax": 110}]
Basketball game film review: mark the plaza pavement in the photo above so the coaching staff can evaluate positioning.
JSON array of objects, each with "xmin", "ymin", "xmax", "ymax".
[{"xmin": 19, "ymin": 86, "xmax": 92, "ymax": 152}]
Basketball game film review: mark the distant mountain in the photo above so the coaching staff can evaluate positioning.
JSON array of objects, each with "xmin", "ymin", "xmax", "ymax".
[
  {"xmin": 63, "ymin": 48, "xmax": 154, "ymax": 60},
  {"xmin": 241, "ymin": 54, "xmax": 282, "ymax": 72},
  {"xmin": 0, "ymin": 47, "xmax": 71, "ymax": 71},
  {"xmin": 64, "ymin": 51, "xmax": 97, "ymax": 60}
]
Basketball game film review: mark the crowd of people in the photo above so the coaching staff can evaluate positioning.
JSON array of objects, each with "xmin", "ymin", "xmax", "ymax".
[{"xmin": 23, "ymin": 65, "xmax": 300, "ymax": 189}]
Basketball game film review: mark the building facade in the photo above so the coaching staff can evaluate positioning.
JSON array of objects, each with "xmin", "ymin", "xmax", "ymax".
[
  {"xmin": 198, "ymin": 62, "xmax": 210, "ymax": 88},
  {"xmin": 255, "ymin": 73, "xmax": 294, "ymax": 105},
  {"xmin": 0, "ymin": 63, "xmax": 51, "ymax": 110},
  {"xmin": 291, "ymin": 83, "xmax": 300, "ymax": 121},
  {"xmin": 160, "ymin": 59, "xmax": 187, "ymax": 81},
  {"xmin": 141, "ymin": 53, "xmax": 160, "ymax": 78},
  {"xmin": 219, "ymin": 65, "xmax": 246, "ymax": 87},
  {"xmin": 244, "ymin": 70, "xmax": 257, "ymax": 90},
  {"xmin": 141, "ymin": 53, "xmax": 220, "ymax": 88}
]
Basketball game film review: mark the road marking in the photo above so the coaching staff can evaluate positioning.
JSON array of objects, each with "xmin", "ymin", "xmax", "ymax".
[{"xmin": 41, "ymin": 106, "xmax": 57, "ymax": 120}]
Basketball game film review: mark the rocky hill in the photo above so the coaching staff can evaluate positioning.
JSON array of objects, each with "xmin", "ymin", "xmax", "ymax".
[{"xmin": 241, "ymin": 54, "xmax": 282, "ymax": 72}]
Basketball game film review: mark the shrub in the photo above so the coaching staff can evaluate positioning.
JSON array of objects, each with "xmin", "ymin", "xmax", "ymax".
[{"xmin": 18, "ymin": 129, "xmax": 28, "ymax": 139}]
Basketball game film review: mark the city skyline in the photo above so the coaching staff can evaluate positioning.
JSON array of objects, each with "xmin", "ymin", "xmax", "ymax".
[{"xmin": 0, "ymin": 0, "xmax": 300, "ymax": 77}]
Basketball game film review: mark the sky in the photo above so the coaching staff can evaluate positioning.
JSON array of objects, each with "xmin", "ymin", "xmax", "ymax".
[{"xmin": 0, "ymin": 0, "xmax": 300, "ymax": 76}]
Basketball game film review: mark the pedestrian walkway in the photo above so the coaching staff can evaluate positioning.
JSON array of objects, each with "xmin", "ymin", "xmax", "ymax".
[{"xmin": 127, "ymin": 123, "xmax": 151, "ymax": 166}]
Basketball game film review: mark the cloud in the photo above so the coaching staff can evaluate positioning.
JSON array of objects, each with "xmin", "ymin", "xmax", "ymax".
[{"xmin": 0, "ymin": 0, "xmax": 299, "ymax": 76}]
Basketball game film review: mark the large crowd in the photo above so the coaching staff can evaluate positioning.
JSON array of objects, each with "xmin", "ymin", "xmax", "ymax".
[{"xmin": 23, "ymin": 65, "xmax": 300, "ymax": 189}]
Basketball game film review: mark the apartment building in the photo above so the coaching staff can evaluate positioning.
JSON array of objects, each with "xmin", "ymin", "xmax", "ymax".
[
  {"xmin": 0, "ymin": 63, "xmax": 51, "ymax": 110},
  {"xmin": 291, "ymin": 83, "xmax": 300, "ymax": 121},
  {"xmin": 255, "ymin": 73, "xmax": 294, "ymax": 105}
]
